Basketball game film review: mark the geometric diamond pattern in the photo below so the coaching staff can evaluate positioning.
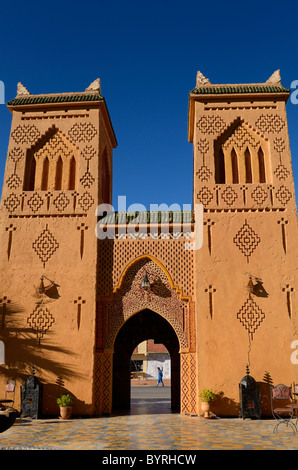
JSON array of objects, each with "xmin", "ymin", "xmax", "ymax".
[
  {"xmin": 80, "ymin": 170, "xmax": 95, "ymax": 188},
  {"xmin": 196, "ymin": 164, "xmax": 212, "ymax": 182},
  {"xmin": 196, "ymin": 186, "xmax": 213, "ymax": 205},
  {"xmin": 11, "ymin": 124, "xmax": 40, "ymax": 145},
  {"xmin": 6, "ymin": 173, "xmax": 22, "ymax": 190},
  {"xmin": 221, "ymin": 185, "xmax": 238, "ymax": 205},
  {"xmin": 32, "ymin": 224, "xmax": 59, "ymax": 267},
  {"xmin": 236, "ymin": 295, "xmax": 265, "ymax": 339},
  {"xmin": 27, "ymin": 304, "xmax": 55, "ymax": 342},
  {"xmin": 275, "ymin": 185, "xmax": 292, "ymax": 205},
  {"xmin": 274, "ymin": 163, "xmax": 290, "ymax": 181},
  {"xmin": 78, "ymin": 191, "xmax": 95, "ymax": 211},
  {"xmin": 68, "ymin": 123, "xmax": 97, "ymax": 143},
  {"xmin": 53, "ymin": 192, "xmax": 70, "ymax": 212},
  {"xmin": 27, "ymin": 192, "xmax": 44, "ymax": 212},
  {"xmin": 233, "ymin": 220, "xmax": 261, "ymax": 262},
  {"xmin": 3, "ymin": 193, "xmax": 20, "ymax": 213},
  {"xmin": 251, "ymin": 186, "xmax": 268, "ymax": 205}
]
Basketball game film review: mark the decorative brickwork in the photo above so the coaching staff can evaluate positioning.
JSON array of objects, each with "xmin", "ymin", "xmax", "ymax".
[
  {"xmin": 27, "ymin": 304, "xmax": 55, "ymax": 343},
  {"xmin": 98, "ymin": 238, "xmax": 194, "ymax": 300},
  {"xmin": 236, "ymin": 295, "xmax": 265, "ymax": 339},
  {"xmin": 255, "ymin": 114, "xmax": 285, "ymax": 134},
  {"xmin": 233, "ymin": 220, "xmax": 261, "ymax": 262},
  {"xmin": 102, "ymin": 258, "xmax": 191, "ymax": 351},
  {"xmin": 68, "ymin": 122, "xmax": 97, "ymax": 143},
  {"xmin": 11, "ymin": 124, "xmax": 40, "ymax": 144},
  {"xmin": 32, "ymin": 224, "xmax": 59, "ymax": 268},
  {"xmin": 196, "ymin": 115, "xmax": 226, "ymax": 135}
]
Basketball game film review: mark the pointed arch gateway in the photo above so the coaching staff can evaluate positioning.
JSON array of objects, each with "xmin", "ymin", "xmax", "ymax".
[{"xmin": 94, "ymin": 256, "xmax": 197, "ymax": 416}]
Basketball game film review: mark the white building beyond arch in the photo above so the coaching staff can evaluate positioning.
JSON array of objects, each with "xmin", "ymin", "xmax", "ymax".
[{"xmin": 0, "ymin": 341, "xmax": 5, "ymax": 364}]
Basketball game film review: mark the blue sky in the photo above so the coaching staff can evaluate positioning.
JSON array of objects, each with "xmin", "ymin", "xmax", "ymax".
[{"xmin": 0, "ymin": 0, "xmax": 297, "ymax": 209}]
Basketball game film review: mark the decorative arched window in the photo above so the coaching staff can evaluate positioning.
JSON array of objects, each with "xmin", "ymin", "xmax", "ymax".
[
  {"xmin": 244, "ymin": 147, "xmax": 252, "ymax": 183},
  {"xmin": 258, "ymin": 147, "xmax": 266, "ymax": 183},
  {"xmin": 55, "ymin": 157, "xmax": 63, "ymax": 190},
  {"xmin": 41, "ymin": 157, "xmax": 49, "ymax": 190},
  {"xmin": 68, "ymin": 156, "xmax": 76, "ymax": 190},
  {"xmin": 215, "ymin": 148, "xmax": 225, "ymax": 184},
  {"xmin": 214, "ymin": 121, "xmax": 270, "ymax": 184},
  {"xmin": 231, "ymin": 148, "xmax": 239, "ymax": 183},
  {"xmin": 25, "ymin": 155, "xmax": 36, "ymax": 191},
  {"xmin": 23, "ymin": 127, "xmax": 78, "ymax": 191}
]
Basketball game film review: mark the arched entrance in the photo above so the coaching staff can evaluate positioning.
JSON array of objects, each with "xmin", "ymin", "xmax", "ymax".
[
  {"xmin": 112, "ymin": 309, "xmax": 180, "ymax": 412},
  {"xmin": 94, "ymin": 255, "xmax": 198, "ymax": 416}
]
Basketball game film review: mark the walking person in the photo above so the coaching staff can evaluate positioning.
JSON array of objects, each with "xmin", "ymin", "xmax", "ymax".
[{"xmin": 156, "ymin": 367, "xmax": 164, "ymax": 387}]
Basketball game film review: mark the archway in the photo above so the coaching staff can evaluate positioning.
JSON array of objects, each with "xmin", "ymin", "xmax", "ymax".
[{"xmin": 112, "ymin": 309, "xmax": 180, "ymax": 413}]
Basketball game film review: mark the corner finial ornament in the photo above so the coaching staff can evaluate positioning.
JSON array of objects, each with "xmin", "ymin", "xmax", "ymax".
[
  {"xmin": 196, "ymin": 71, "xmax": 211, "ymax": 87},
  {"xmin": 17, "ymin": 82, "xmax": 31, "ymax": 96},
  {"xmin": 265, "ymin": 70, "xmax": 281, "ymax": 86},
  {"xmin": 85, "ymin": 78, "xmax": 101, "ymax": 94}
]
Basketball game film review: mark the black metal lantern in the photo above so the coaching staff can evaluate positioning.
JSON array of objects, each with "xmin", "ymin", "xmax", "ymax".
[
  {"xmin": 239, "ymin": 366, "xmax": 261, "ymax": 419},
  {"xmin": 21, "ymin": 367, "xmax": 42, "ymax": 419},
  {"xmin": 142, "ymin": 272, "xmax": 150, "ymax": 291}
]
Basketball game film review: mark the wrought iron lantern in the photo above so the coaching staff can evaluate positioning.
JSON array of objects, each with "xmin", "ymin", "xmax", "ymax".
[
  {"xmin": 141, "ymin": 272, "xmax": 150, "ymax": 291},
  {"xmin": 239, "ymin": 366, "xmax": 261, "ymax": 419},
  {"xmin": 21, "ymin": 367, "xmax": 42, "ymax": 419},
  {"xmin": 247, "ymin": 276, "xmax": 254, "ymax": 295}
]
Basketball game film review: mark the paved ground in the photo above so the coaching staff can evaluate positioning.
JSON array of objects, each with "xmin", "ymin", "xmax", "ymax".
[{"xmin": 1, "ymin": 386, "xmax": 298, "ymax": 451}]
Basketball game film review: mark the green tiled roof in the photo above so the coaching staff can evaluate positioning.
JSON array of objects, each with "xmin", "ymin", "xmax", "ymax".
[
  {"xmin": 98, "ymin": 211, "xmax": 195, "ymax": 225},
  {"xmin": 7, "ymin": 93, "xmax": 103, "ymax": 106},
  {"xmin": 190, "ymin": 85, "xmax": 290, "ymax": 95}
]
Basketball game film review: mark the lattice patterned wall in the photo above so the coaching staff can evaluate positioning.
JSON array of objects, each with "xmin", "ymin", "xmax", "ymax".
[
  {"xmin": 101, "ymin": 257, "xmax": 192, "ymax": 351},
  {"xmin": 98, "ymin": 238, "xmax": 194, "ymax": 301}
]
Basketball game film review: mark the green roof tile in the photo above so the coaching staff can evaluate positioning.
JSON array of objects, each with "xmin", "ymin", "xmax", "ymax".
[
  {"xmin": 7, "ymin": 93, "xmax": 103, "ymax": 106},
  {"xmin": 98, "ymin": 211, "xmax": 195, "ymax": 225},
  {"xmin": 190, "ymin": 85, "xmax": 290, "ymax": 95}
]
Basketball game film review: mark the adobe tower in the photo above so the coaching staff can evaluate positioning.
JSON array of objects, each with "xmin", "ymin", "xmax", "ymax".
[
  {"xmin": 188, "ymin": 70, "xmax": 298, "ymax": 415},
  {"xmin": 0, "ymin": 79, "xmax": 117, "ymax": 415}
]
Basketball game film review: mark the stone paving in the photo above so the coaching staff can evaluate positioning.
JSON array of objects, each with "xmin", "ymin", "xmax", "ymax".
[{"xmin": 1, "ymin": 386, "xmax": 298, "ymax": 451}]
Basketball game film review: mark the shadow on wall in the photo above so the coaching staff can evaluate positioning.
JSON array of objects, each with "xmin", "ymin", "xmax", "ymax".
[
  {"xmin": 211, "ymin": 392, "xmax": 240, "ymax": 417},
  {"xmin": 259, "ymin": 370, "xmax": 274, "ymax": 416},
  {"xmin": 211, "ymin": 371, "xmax": 274, "ymax": 417},
  {"xmin": 0, "ymin": 301, "xmax": 85, "ymax": 414}
]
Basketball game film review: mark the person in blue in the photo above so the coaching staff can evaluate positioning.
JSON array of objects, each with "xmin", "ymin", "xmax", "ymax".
[{"xmin": 156, "ymin": 367, "xmax": 164, "ymax": 387}]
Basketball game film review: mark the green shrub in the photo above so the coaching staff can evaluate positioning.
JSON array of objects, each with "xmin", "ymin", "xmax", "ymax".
[
  {"xmin": 56, "ymin": 394, "xmax": 74, "ymax": 407},
  {"xmin": 199, "ymin": 388, "xmax": 217, "ymax": 402}
]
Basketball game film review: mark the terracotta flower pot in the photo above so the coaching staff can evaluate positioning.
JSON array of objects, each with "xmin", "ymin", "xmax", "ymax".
[
  {"xmin": 200, "ymin": 401, "xmax": 211, "ymax": 418},
  {"xmin": 59, "ymin": 406, "xmax": 73, "ymax": 419}
]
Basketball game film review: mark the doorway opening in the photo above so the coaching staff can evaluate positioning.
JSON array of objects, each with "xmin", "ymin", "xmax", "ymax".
[
  {"xmin": 130, "ymin": 339, "xmax": 171, "ymax": 414},
  {"xmin": 112, "ymin": 309, "xmax": 180, "ymax": 414}
]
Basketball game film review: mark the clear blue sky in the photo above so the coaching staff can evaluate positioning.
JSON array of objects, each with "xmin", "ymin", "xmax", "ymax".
[{"xmin": 0, "ymin": 0, "xmax": 297, "ymax": 209}]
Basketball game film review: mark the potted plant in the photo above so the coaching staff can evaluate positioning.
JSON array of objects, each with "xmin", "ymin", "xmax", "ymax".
[
  {"xmin": 56, "ymin": 393, "xmax": 74, "ymax": 419},
  {"xmin": 199, "ymin": 387, "xmax": 217, "ymax": 418}
]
